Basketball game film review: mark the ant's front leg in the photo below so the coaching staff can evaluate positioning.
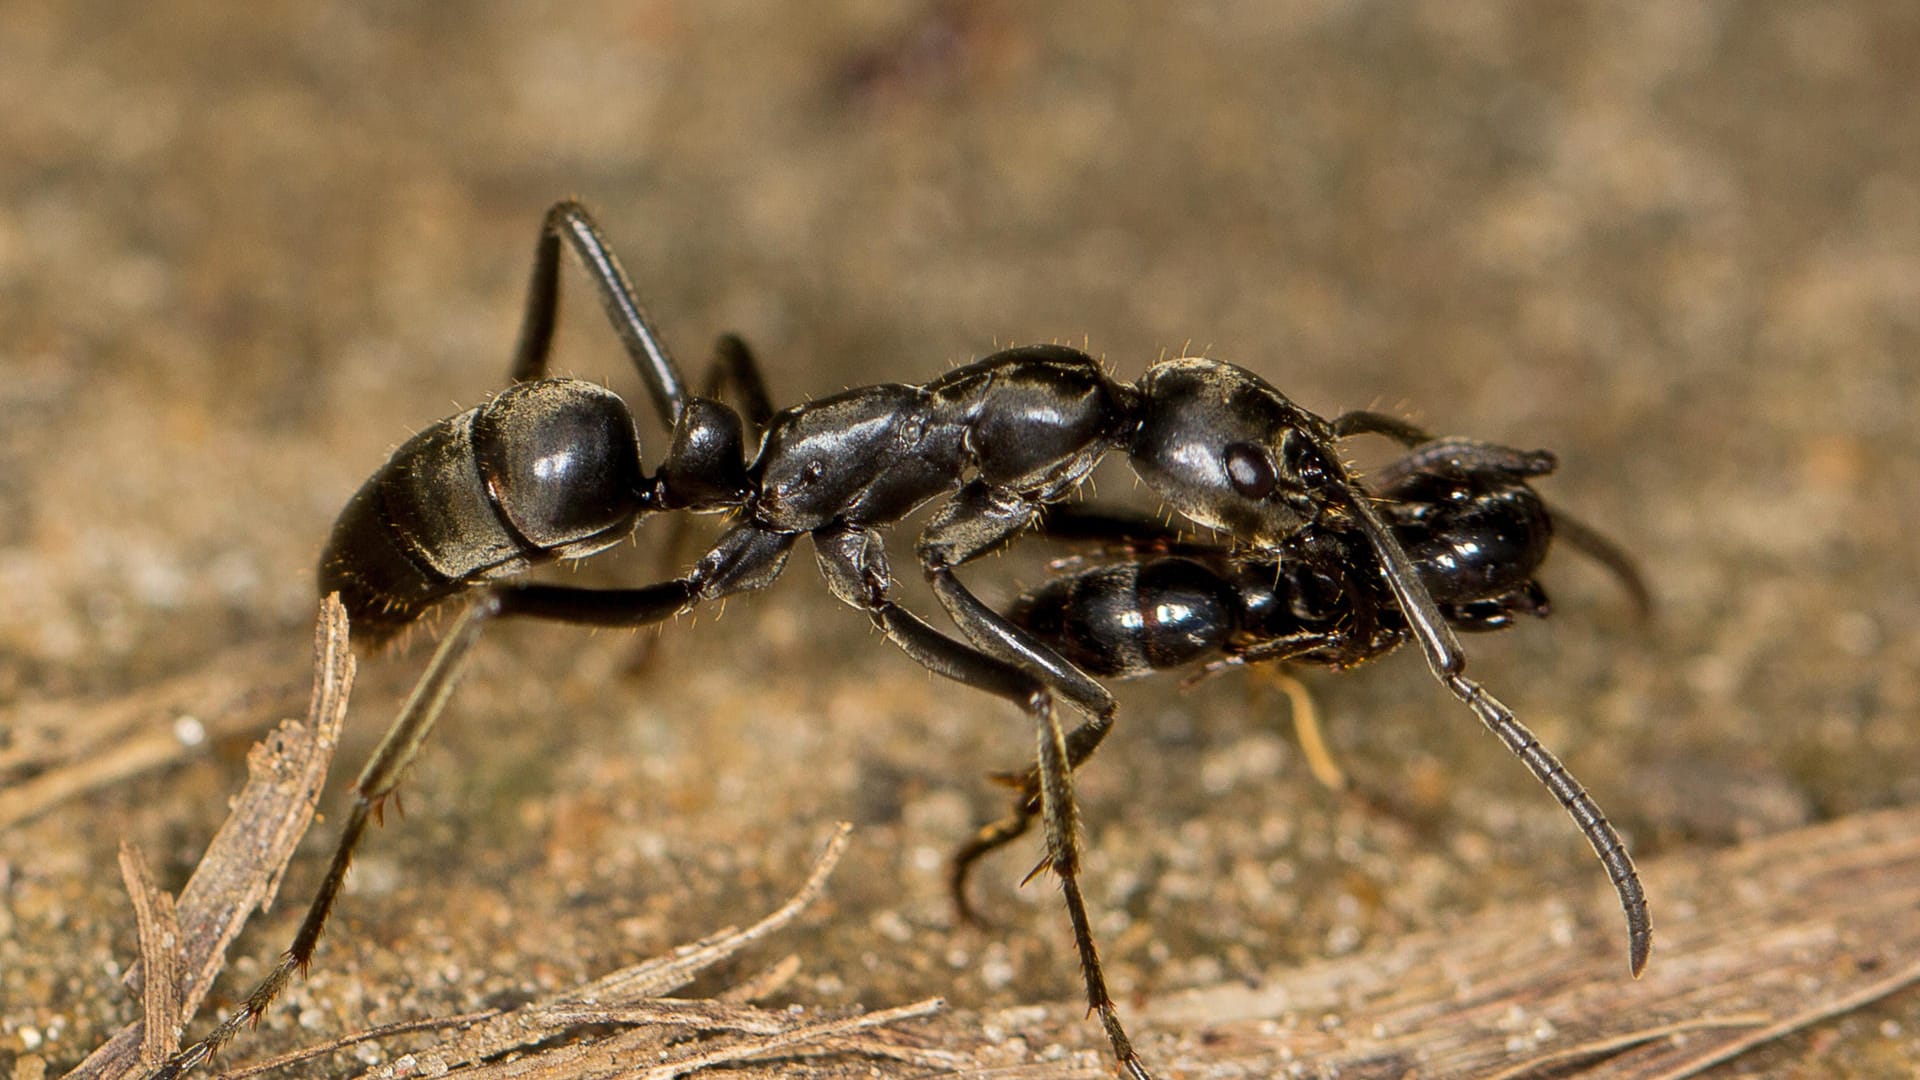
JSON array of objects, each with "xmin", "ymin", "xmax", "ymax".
[
  {"xmin": 812, "ymin": 524, "xmax": 1154, "ymax": 1080},
  {"xmin": 916, "ymin": 483, "xmax": 1130, "ymax": 914},
  {"xmin": 919, "ymin": 481, "xmax": 1118, "ymax": 721}
]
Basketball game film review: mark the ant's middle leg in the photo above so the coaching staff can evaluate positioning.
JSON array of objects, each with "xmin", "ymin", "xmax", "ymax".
[
  {"xmin": 951, "ymin": 625, "xmax": 1369, "ymax": 915},
  {"xmin": 508, "ymin": 200, "xmax": 690, "ymax": 427}
]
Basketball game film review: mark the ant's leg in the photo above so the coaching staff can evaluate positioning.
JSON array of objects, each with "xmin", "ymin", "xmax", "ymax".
[
  {"xmin": 698, "ymin": 333, "xmax": 775, "ymax": 432},
  {"xmin": 1373, "ymin": 437, "xmax": 1558, "ymax": 488},
  {"xmin": 916, "ymin": 484, "xmax": 1136, "ymax": 918},
  {"xmin": 919, "ymin": 483, "xmax": 1117, "ymax": 720},
  {"xmin": 814, "ymin": 526, "xmax": 1153, "ymax": 1080},
  {"xmin": 955, "ymin": 628, "xmax": 1355, "ymax": 913},
  {"xmin": 1255, "ymin": 669, "xmax": 1346, "ymax": 791},
  {"xmin": 150, "ymin": 528, "xmax": 797, "ymax": 1080},
  {"xmin": 508, "ymin": 200, "xmax": 689, "ymax": 428},
  {"xmin": 1341, "ymin": 424, "xmax": 1651, "ymax": 616},
  {"xmin": 947, "ymin": 803, "xmax": 1033, "ymax": 925},
  {"xmin": 146, "ymin": 602, "xmax": 498, "ymax": 1080}
]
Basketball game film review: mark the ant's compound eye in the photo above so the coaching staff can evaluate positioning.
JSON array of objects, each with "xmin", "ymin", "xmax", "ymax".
[
  {"xmin": 1280, "ymin": 431, "xmax": 1330, "ymax": 488},
  {"xmin": 1222, "ymin": 442, "xmax": 1278, "ymax": 499}
]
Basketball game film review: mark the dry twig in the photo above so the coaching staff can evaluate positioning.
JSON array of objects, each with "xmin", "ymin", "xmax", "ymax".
[{"xmin": 67, "ymin": 597, "xmax": 355, "ymax": 1080}]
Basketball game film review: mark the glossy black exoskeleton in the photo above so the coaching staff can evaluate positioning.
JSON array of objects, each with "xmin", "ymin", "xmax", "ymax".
[
  {"xmin": 1006, "ymin": 435, "xmax": 1643, "ymax": 681},
  {"xmin": 955, "ymin": 433, "xmax": 1651, "ymax": 953},
  {"xmin": 152, "ymin": 202, "xmax": 1650, "ymax": 1080}
]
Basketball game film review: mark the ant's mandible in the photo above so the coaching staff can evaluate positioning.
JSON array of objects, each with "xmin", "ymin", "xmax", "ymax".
[{"xmin": 149, "ymin": 201, "xmax": 1650, "ymax": 1080}]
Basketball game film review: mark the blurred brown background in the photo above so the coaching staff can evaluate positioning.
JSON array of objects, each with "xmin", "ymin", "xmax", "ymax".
[{"xmin": 3, "ymin": 2, "xmax": 1917, "ymax": 1076}]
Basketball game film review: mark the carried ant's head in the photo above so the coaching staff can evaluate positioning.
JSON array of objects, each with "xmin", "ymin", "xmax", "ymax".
[
  {"xmin": 1373, "ymin": 438, "xmax": 1558, "ymax": 608},
  {"xmin": 1129, "ymin": 359, "xmax": 1349, "ymax": 545}
]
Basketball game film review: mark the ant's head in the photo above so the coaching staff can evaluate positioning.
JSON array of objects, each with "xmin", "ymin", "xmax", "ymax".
[{"xmin": 1129, "ymin": 359, "xmax": 1349, "ymax": 545}]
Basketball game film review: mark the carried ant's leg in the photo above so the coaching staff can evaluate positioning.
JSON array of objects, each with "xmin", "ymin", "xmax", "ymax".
[
  {"xmin": 1545, "ymin": 505, "xmax": 1654, "ymax": 619},
  {"xmin": 1254, "ymin": 669, "xmax": 1346, "ymax": 791},
  {"xmin": 1343, "ymin": 423, "xmax": 1651, "ymax": 616},
  {"xmin": 956, "ymin": 632, "xmax": 1349, "ymax": 904},
  {"xmin": 946, "ymin": 698, "xmax": 1122, "ymax": 928},
  {"xmin": 813, "ymin": 525, "xmax": 1153, "ymax": 1080},
  {"xmin": 1332, "ymin": 409, "xmax": 1432, "ymax": 445},
  {"xmin": 1343, "ymin": 488, "xmax": 1652, "ymax": 977},
  {"xmin": 947, "ymin": 802, "xmax": 1033, "ymax": 925},
  {"xmin": 1373, "ymin": 437, "xmax": 1557, "ymax": 487},
  {"xmin": 509, "ymin": 200, "xmax": 689, "ymax": 427}
]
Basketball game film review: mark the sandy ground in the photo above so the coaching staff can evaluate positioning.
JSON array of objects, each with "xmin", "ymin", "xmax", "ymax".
[{"xmin": 4, "ymin": 3, "xmax": 1918, "ymax": 1076}]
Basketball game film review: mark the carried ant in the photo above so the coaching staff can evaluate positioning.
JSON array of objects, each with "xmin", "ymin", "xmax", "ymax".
[
  {"xmin": 951, "ymin": 432, "xmax": 1650, "ymax": 917},
  {"xmin": 148, "ymin": 201, "xmax": 1649, "ymax": 1080}
]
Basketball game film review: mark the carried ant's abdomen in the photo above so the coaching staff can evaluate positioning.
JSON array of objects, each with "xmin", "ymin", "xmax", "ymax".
[
  {"xmin": 318, "ymin": 379, "xmax": 647, "ymax": 643},
  {"xmin": 1008, "ymin": 557, "xmax": 1236, "ymax": 678}
]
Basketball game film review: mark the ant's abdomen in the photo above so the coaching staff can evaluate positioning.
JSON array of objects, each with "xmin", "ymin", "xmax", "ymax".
[{"xmin": 318, "ymin": 379, "xmax": 646, "ymax": 643}]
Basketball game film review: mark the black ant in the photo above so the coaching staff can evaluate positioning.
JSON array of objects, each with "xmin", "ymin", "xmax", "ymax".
[
  {"xmin": 148, "ymin": 201, "xmax": 1648, "ymax": 1080},
  {"xmin": 950, "ymin": 433, "xmax": 1650, "ymax": 923}
]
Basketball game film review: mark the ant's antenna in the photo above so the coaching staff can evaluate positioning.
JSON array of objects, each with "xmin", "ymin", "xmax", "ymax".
[{"xmin": 1343, "ymin": 483, "xmax": 1652, "ymax": 977}]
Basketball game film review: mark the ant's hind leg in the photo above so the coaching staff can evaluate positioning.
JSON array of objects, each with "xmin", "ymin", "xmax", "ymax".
[
  {"xmin": 698, "ymin": 333, "xmax": 775, "ymax": 432},
  {"xmin": 508, "ymin": 200, "xmax": 690, "ymax": 427},
  {"xmin": 147, "ymin": 601, "xmax": 498, "ymax": 1080},
  {"xmin": 146, "ymin": 537, "xmax": 792, "ymax": 1080}
]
